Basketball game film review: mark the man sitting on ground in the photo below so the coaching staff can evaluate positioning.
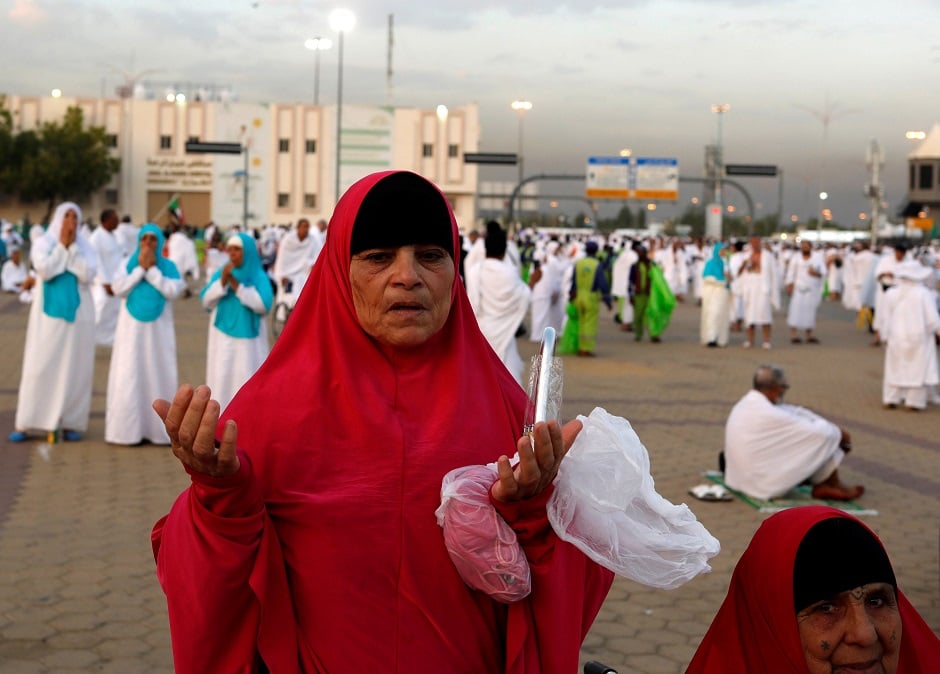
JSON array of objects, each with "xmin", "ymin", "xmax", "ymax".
[{"xmin": 723, "ymin": 365, "xmax": 863, "ymax": 501}]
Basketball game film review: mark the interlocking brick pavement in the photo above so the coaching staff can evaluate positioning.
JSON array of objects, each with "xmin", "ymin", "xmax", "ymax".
[{"xmin": 0, "ymin": 289, "xmax": 936, "ymax": 673}]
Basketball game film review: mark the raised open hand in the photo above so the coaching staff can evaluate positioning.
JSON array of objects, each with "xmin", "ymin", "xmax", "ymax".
[{"xmin": 153, "ymin": 384, "xmax": 239, "ymax": 478}]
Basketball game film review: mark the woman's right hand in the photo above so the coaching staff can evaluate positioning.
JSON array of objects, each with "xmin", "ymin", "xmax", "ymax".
[{"xmin": 153, "ymin": 384, "xmax": 240, "ymax": 478}]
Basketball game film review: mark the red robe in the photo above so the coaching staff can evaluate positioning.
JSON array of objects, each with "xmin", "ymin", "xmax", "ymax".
[{"xmin": 152, "ymin": 170, "xmax": 613, "ymax": 673}]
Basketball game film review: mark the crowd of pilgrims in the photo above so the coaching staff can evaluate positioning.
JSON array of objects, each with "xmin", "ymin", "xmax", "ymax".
[{"xmin": 4, "ymin": 204, "xmax": 940, "ymax": 444}]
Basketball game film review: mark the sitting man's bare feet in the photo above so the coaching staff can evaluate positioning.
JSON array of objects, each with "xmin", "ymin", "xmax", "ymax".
[
  {"xmin": 812, "ymin": 470, "xmax": 864, "ymax": 501},
  {"xmin": 812, "ymin": 483, "xmax": 864, "ymax": 501}
]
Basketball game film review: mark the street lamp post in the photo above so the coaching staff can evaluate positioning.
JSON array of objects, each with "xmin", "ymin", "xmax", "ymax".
[
  {"xmin": 710, "ymin": 103, "xmax": 730, "ymax": 207},
  {"xmin": 510, "ymin": 100, "xmax": 532, "ymax": 187},
  {"xmin": 304, "ymin": 37, "xmax": 333, "ymax": 105},
  {"xmin": 330, "ymin": 8, "xmax": 355, "ymax": 208},
  {"xmin": 818, "ymin": 191, "xmax": 828, "ymax": 241}
]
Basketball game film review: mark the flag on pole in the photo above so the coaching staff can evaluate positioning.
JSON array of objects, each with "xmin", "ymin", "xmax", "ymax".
[{"xmin": 168, "ymin": 196, "xmax": 184, "ymax": 224}]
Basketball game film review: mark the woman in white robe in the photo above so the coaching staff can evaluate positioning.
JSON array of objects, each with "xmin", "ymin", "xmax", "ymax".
[
  {"xmin": 700, "ymin": 242, "xmax": 731, "ymax": 347},
  {"xmin": 105, "ymin": 224, "xmax": 185, "ymax": 444},
  {"xmin": 200, "ymin": 233, "xmax": 273, "ymax": 411},
  {"xmin": 881, "ymin": 261, "xmax": 940, "ymax": 410},
  {"xmin": 11, "ymin": 202, "xmax": 97, "ymax": 442}
]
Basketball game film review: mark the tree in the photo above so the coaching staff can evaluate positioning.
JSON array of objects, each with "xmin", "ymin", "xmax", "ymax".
[
  {"xmin": 615, "ymin": 204, "xmax": 635, "ymax": 230},
  {"xmin": 18, "ymin": 106, "xmax": 119, "ymax": 220}
]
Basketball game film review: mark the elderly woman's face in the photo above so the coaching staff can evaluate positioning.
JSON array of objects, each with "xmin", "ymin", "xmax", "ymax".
[
  {"xmin": 796, "ymin": 582, "xmax": 901, "ymax": 674},
  {"xmin": 350, "ymin": 244, "xmax": 454, "ymax": 350}
]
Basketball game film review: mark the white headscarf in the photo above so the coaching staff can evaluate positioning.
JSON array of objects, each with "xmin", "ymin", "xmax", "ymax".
[{"xmin": 33, "ymin": 202, "xmax": 98, "ymax": 278}]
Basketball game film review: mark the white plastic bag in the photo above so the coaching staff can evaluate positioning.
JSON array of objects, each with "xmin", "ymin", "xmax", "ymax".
[
  {"xmin": 547, "ymin": 407, "xmax": 720, "ymax": 590},
  {"xmin": 435, "ymin": 465, "xmax": 532, "ymax": 603}
]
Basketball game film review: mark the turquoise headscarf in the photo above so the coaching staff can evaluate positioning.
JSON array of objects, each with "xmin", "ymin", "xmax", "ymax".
[
  {"xmin": 125, "ymin": 223, "xmax": 181, "ymax": 322},
  {"xmin": 702, "ymin": 242, "xmax": 728, "ymax": 282},
  {"xmin": 200, "ymin": 232, "xmax": 273, "ymax": 338},
  {"xmin": 41, "ymin": 202, "xmax": 84, "ymax": 322}
]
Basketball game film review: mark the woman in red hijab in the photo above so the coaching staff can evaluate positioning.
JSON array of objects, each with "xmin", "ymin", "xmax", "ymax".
[
  {"xmin": 686, "ymin": 506, "xmax": 939, "ymax": 673},
  {"xmin": 151, "ymin": 171, "xmax": 614, "ymax": 673}
]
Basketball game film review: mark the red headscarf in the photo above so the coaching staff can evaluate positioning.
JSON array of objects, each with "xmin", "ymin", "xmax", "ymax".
[
  {"xmin": 685, "ymin": 506, "xmax": 939, "ymax": 674},
  {"xmin": 168, "ymin": 170, "xmax": 611, "ymax": 672}
]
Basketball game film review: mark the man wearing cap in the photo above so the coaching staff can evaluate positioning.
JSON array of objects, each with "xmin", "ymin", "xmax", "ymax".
[
  {"xmin": 723, "ymin": 365, "xmax": 863, "ymax": 501},
  {"xmin": 880, "ymin": 259, "xmax": 940, "ymax": 410}
]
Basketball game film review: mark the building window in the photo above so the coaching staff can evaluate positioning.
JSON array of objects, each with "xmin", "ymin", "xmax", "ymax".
[
  {"xmin": 279, "ymin": 138, "xmax": 290, "ymax": 153},
  {"xmin": 422, "ymin": 143, "xmax": 433, "ymax": 158},
  {"xmin": 305, "ymin": 139, "xmax": 317, "ymax": 154},
  {"xmin": 304, "ymin": 193, "xmax": 317, "ymax": 209},
  {"xmin": 188, "ymin": 135, "xmax": 200, "ymax": 145},
  {"xmin": 448, "ymin": 144, "xmax": 459, "ymax": 158},
  {"xmin": 918, "ymin": 164, "xmax": 933, "ymax": 190},
  {"xmin": 277, "ymin": 193, "xmax": 290, "ymax": 208},
  {"xmin": 159, "ymin": 134, "xmax": 172, "ymax": 150},
  {"xmin": 105, "ymin": 189, "xmax": 119, "ymax": 205},
  {"xmin": 105, "ymin": 133, "xmax": 118, "ymax": 148}
]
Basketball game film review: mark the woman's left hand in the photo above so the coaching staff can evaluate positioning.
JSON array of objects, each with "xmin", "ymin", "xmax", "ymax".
[{"xmin": 491, "ymin": 419, "xmax": 582, "ymax": 502}]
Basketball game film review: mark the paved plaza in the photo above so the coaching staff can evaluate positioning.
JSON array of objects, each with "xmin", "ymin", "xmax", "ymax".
[{"xmin": 0, "ymin": 288, "xmax": 937, "ymax": 673}]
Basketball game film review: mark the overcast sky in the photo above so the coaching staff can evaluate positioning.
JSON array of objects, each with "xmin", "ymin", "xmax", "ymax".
[{"xmin": 5, "ymin": 0, "xmax": 940, "ymax": 226}]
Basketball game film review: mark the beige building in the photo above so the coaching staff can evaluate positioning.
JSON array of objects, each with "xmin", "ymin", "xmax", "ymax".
[
  {"xmin": 1, "ymin": 94, "xmax": 481, "ymax": 231},
  {"xmin": 901, "ymin": 122, "xmax": 940, "ymax": 231}
]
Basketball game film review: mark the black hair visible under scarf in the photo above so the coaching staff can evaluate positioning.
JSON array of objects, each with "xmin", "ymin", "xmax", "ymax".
[
  {"xmin": 350, "ymin": 172, "xmax": 454, "ymax": 257},
  {"xmin": 792, "ymin": 517, "xmax": 897, "ymax": 614}
]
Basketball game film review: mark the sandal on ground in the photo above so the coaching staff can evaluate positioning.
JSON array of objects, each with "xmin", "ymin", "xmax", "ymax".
[
  {"xmin": 790, "ymin": 337, "xmax": 802, "ymax": 344},
  {"xmin": 8, "ymin": 431, "xmax": 28, "ymax": 443},
  {"xmin": 807, "ymin": 337, "xmax": 820, "ymax": 344},
  {"xmin": 688, "ymin": 484, "xmax": 733, "ymax": 502}
]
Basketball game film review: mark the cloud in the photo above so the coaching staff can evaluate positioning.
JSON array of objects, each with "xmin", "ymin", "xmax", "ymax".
[{"xmin": 9, "ymin": 0, "xmax": 47, "ymax": 22}]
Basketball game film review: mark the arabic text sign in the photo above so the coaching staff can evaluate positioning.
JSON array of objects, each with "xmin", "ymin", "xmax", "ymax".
[
  {"xmin": 586, "ymin": 156, "xmax": 630, "ymax": 198},
  {"xmin": 586, "ymin": 156, "xmax": 678, "ymax": 199}
]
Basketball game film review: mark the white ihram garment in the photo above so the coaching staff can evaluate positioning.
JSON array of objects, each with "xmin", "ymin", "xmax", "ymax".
[
  {"xmin": 272, "ymin": 231, "xmax": 320, "ymax": 306},
  {"xmin": 89, "ymin": 226, "xmax": 125, "ymax": 346},
  {"xmin": 466, "ymin": 258, "xmax": 531, "ymax": 384},
  {"xmin": 105, "ymin": 265, "xmax": 185, "ymax": 444},
  {"xmin": 168, "ymin": 232, "xmax": 200, "ymax": 281},
  {"xmin": 724, "ymin": 390, "xmax": 844, "ymax": 500},
  {"xmin": 529, "ymin": 255, "xmax": 564, "ymax": 341},
  {"xmin": 739, "ymin": 256, "xmax": 779, "ymax": 326},
  {"xmin": 881, "ymin": 277, "xmax": 940, "ymax": 409},
  {"xmin": 785, "ymin": 253, "xmax": 825, "ymax": 330}
]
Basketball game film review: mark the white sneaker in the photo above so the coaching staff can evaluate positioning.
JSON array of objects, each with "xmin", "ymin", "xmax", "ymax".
[
  {"xmin": 742, "ymin": 341, "xmax": 752, "ymax": 349},
  {"xmin": 762, "ymin": 342, "xmax": 772, "ymax": 350}
]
